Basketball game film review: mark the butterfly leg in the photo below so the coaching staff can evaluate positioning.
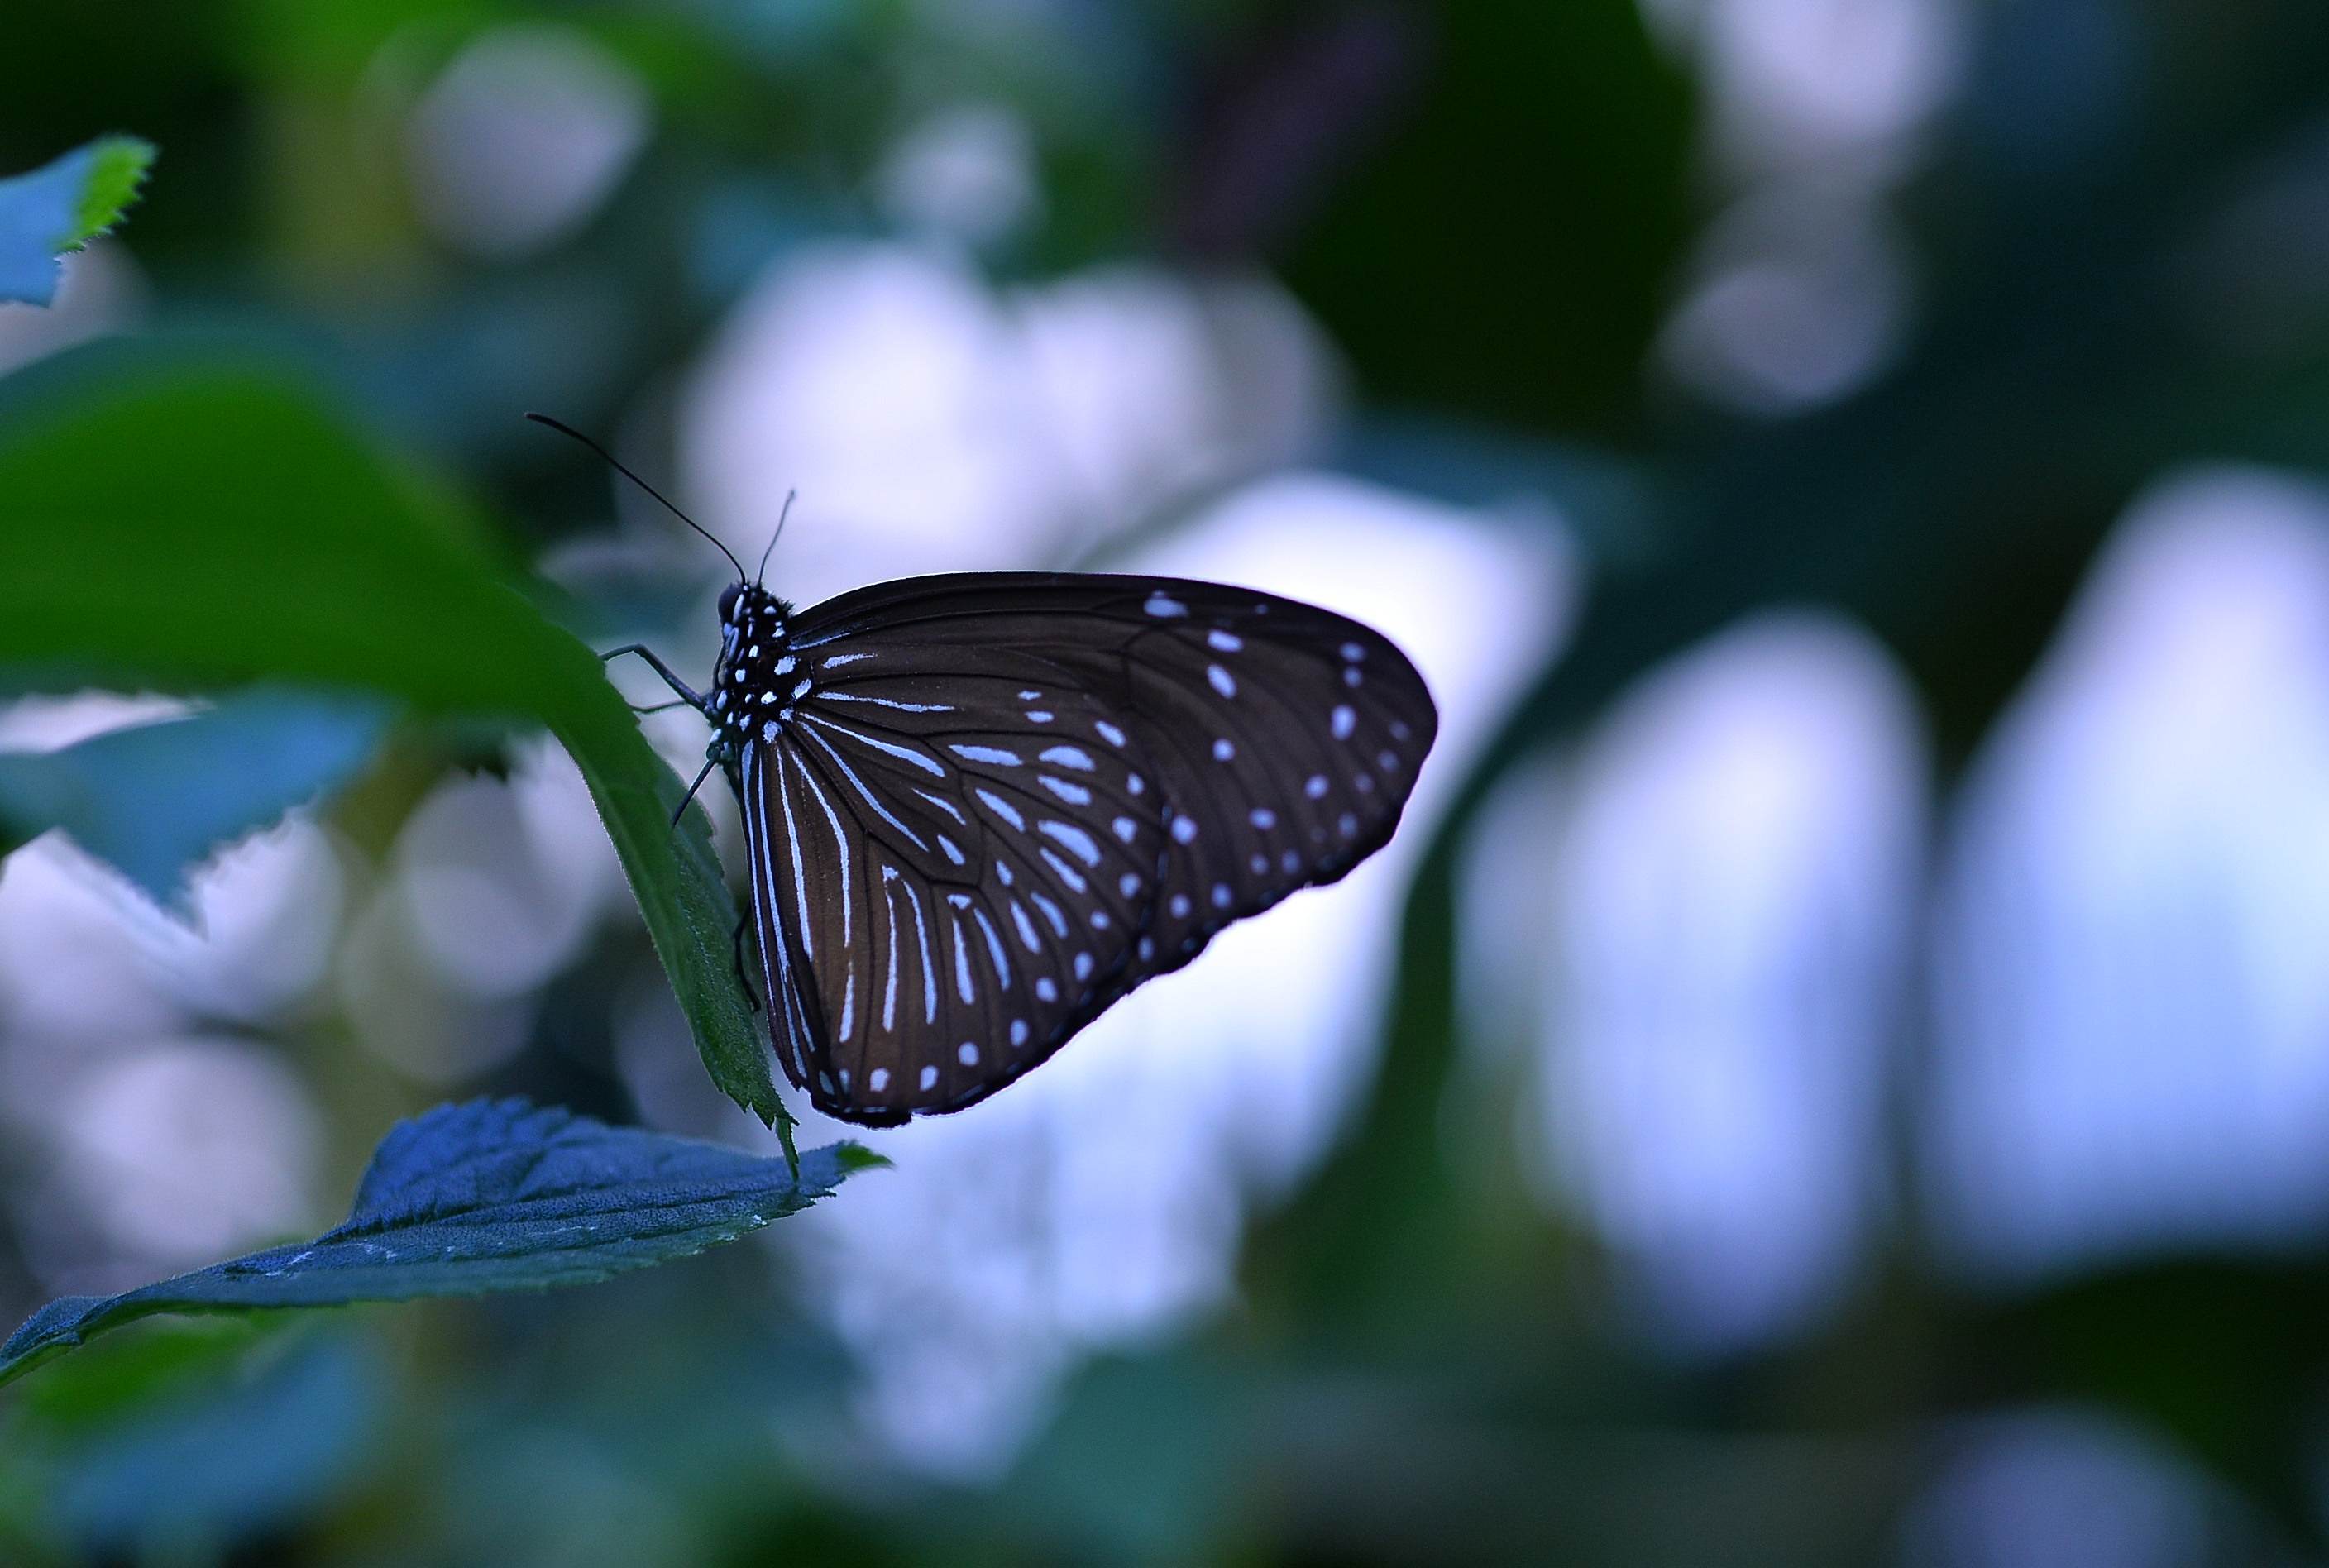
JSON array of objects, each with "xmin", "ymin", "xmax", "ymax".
[
  {"xmin": 600, "ymin": 643, "xmax": 707, "ymax": 711},
  {"xmin": 730, "ymin": 911, "xmax": 762, "ymax": 1013}
]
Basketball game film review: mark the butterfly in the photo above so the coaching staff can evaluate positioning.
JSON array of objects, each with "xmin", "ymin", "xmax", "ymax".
[{"xmin": 543, "ymin": 416, "xmax": 1437, "ymax": 1126}]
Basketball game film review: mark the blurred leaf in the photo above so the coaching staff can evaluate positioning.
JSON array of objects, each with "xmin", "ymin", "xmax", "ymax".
[
  {"xmin": 0, "ymin": 1098, "xmax": 882, "ymax": 1388},
  {"xmin": 1279, "ymin": 0, "xmax": 1695, "ymax": 439},
  {"xmin": 0, "ymin": 348, "xmax": 788, "ymax": 1135},
  {"xmin": 1336, "ymin": 409, "xmax": 1664, "ymax": 566},
  {"xmin": 4, "ymin": 1316, "xmax": 289, "ymax": 1440},
  {"xmin": 12, "ymin": 1330, "xmax": 384, "ymax": 1561},
  {"xmin": 1002, "ymin": 1347, "xmax": 1260, "ymax": 1565},
  {"xmin": 0, "ymin": 686, "xmax": 385, "ymax": 910},
  {"xmin": 0, "ymin": 136, "xmax": 153, "ymax": 305}
]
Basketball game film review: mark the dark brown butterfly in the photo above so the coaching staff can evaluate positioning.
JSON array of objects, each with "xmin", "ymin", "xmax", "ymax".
[{"xmin": 548, "ymin": 415, "xmax": 1437, "ymax": 1126}]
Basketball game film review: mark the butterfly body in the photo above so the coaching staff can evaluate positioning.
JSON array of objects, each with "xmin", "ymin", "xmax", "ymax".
[{"xmin": 678, "ymin": 571, "xmax": 1436, "ymax": 1126}]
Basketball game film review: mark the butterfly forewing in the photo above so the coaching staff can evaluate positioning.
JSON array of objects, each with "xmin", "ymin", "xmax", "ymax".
[{"xmin": 722, "ymin": 573, "xmax": 1436, "ymax": 1125}]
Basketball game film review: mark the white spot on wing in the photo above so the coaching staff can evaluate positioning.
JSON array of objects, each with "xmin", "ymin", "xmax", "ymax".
[
  {"xmin": 1332, "ymin": 705, "xmax": 1356, "ymax": 739},
  {"xmin": 1208, "ymin": 664, "xmax": 1236, "ymax": 698},
  {"xmin": 973, "ymin": 906, "xmax": 1012, "ymax": 988},
  {"xmin": 1208, "ymin": 629, "xmax": 1243, "ymax": 652},
  {"xmin": 1144, "ymin": 592, "xmax": 1188, "ymax": 618},
  {"xmin": 806, "ymin": 714, "xmax": 946, "ymax": 777},
  {"xmin": 950, "ymin": 743, "xmax": 1021, "ymax": 766},
  {"xmin": 1039, "ymin": 820, "xmax": 1102, "ymax": 867},
  {"xmin": 1040, "ymin": 745, "xmax": 1095, "ymax": 772},
  {"xmin": 1038, "ymin": 846, "xmax": 1089, "ymax": 892},
  {"xmin": 1040, "ymin": 776, "xmax": 1093, "ymax": 806},
  {"xmin": 916, "ymin": 788, "xmax": 968, "ymax": 824},
  {"xmin": 897, "ymin": 876, "xmax": 939, "ymax": 1025},
  {"xmin": 974, "ymin": 787, "xmax": 1026, "ymax": 829},
  {"xmin": 823, "ymin": 692, "xmax": 955, "ymax": 713},
  {"xmin": 879, "ymin": 867, "xmax": 901, "ymax": 1030}
]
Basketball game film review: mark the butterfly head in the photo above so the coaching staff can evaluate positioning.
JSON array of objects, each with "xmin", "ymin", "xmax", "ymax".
[{"xmin": 705, "ymin": 583, "xmax": 798, "ymax": 767}]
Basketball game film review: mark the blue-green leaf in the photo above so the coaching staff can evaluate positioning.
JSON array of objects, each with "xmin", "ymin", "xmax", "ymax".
[
  {"xmin": 0, "ymin": 687, "xmax": 387, "ymax": 911},
  {"xmin": 0, "ymin": 351, "xmax": 790, "ymax": 1137},
  {"xmin": 0, "ymin": 1099, "xmax": 882, "ymax": 1389},
  {"xmin": 0, "ymin": 137, "xmax": 155, "ymax": 307},
  {"xmin": 33, "ymin": 1333, "xmax": 385, "ymax": 1558}
]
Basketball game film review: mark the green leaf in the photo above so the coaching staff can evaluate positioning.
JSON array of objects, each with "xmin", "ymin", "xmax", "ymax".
[
  {"xmin": 65, "ymin": 136, "xmax": 155, "ymax": 250},
  {"xmin": 0, "ymin": 347, "xmax": 789, "ymax": 1136},
  {"xmin": 10, "ymin": 1331, "xmax": 385, "ymax": 1558},
  {"xmin": 0, "ymin": 136, "xmax": 155, "ymax": 307},
  {"xmin": 0, "ymin": 686, "xmax": 386, "ymax": 911},
  {"xmin": 0, "ymin": 1098, "xmax": 882, "ymax": 1389}
]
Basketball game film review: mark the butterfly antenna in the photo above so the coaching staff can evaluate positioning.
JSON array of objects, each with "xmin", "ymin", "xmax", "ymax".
[
  {"xmin": 756, "ymin": 489, "xmax": 796, "ymax": 586},
  {"xmin": 525, "ymin": 412, "xmax": 747, "ymax": 584}
]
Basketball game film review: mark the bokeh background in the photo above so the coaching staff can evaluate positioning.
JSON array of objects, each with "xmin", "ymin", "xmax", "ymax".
[{"xmin": 7, "ymin": 0, "xmax": 2329, "ymax": 1562}]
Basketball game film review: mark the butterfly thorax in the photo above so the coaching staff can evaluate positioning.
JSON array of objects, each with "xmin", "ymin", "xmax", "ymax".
[{"xmin": 705, "ymin": 583, "xmax": 799, "ymax": 773}]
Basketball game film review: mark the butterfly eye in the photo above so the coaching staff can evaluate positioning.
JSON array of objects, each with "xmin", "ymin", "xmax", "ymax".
[{"xmin": 718, "ymin": 584, "xmax": 743, "ymax": 622}]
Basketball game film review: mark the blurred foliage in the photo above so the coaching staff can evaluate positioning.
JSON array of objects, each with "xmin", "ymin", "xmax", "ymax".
[
  {"xmin": 0, "ymin": 687, "xmax": 383, "ymax": 907},
  {"xmin": 2, "ymin": 1324, "xmax": 385, "ymax": 1561},
  {"xmin": 2, "ymin": 0, "xmax": 2329, "ymax": 1563},
  {"xmin": 0, "ymin": 353, "xmax": 790, "ymax": 1134}
]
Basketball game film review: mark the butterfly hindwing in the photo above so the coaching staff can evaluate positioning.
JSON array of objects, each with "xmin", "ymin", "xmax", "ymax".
[{"xmin": 722, "ymin": 573, "xmax": 1436, "ymax": 1125}]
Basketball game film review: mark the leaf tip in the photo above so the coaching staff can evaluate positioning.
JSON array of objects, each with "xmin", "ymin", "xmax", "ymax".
[
  {"xmin": 65, "ymin": 136, "xmax": 156, "ymax": 251},
  {"xmin": 832, "ymin": 1142, "xmax": 892, "ymax": 1175}
]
